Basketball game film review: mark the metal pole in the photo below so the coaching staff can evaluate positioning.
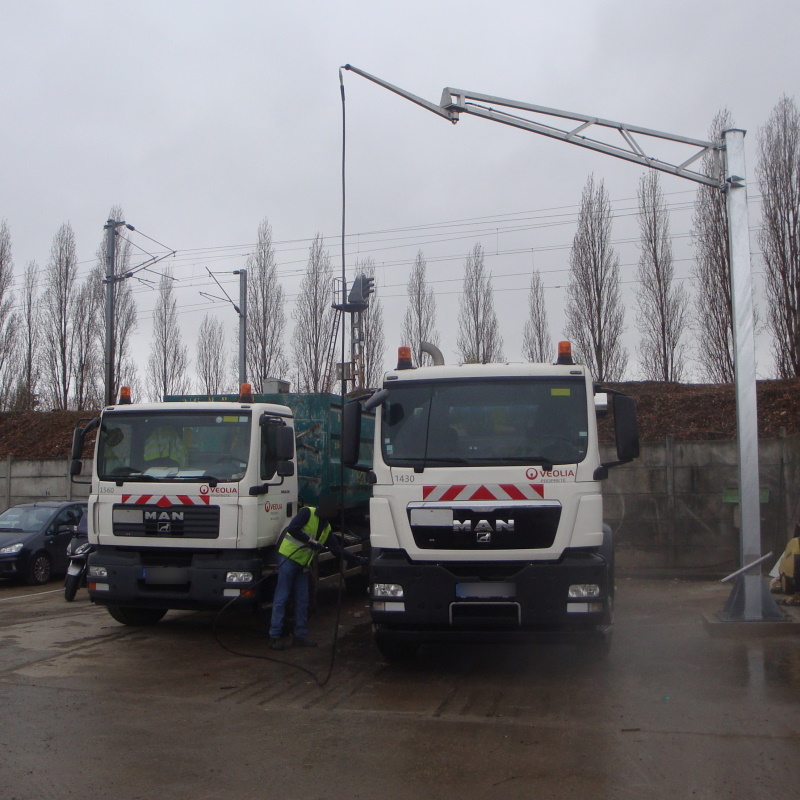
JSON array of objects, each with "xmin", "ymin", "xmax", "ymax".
[
  {"xmin": 238, "ymin": 268, "xmax": 247, "ymax": 387},
  {"xmin": 103, "ymin": 220, "xmax": 117, "ymax": 407},
  {"xmin": 724, "ymin": 129, "xmax": 764, "ymax": 619}
]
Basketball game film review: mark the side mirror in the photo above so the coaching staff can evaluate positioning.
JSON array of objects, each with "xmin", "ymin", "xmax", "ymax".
[
  {"xmin": 276, "ymin": 460, "xmax": 295, "ymax": 477},
  {"xmin": 342, "ymin": 401, "xmax": 362, "ymax": 468},
  {"xmin": 613, "ymin": 395, "xmax": 639, "ymax": 462},
  {"xmin": 276, "ymin": 426, "xmax": 295, "ymax": 461},
  {"xmin": 70, "ymin": 427, "xmax": 85, "ymax": 461},
  {"xmin": 70, "ymin": 459, "xmax": 83, "ymax": 477}
]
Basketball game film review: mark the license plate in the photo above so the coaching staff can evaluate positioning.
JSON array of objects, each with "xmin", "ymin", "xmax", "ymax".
[{"xmin": 456, "ymin": 582, "xmax": 516, "ymax": 599}]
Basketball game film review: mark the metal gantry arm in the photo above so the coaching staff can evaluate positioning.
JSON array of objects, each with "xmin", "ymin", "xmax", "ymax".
[
  {"xmin": 344, "ymin": 64, "xmax": 777, "ymax": 622},
  {"xmin": 343, "ymin": 64, "xmax": 722, "ymax": 188}
]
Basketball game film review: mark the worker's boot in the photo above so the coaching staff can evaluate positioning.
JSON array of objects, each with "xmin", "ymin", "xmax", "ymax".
[
  {"xmin": 293, "ymin": 637, "xmax": 318, "ymax": 648},
  {"xmin": 269, "ymin": 637, "xmax": 285, "ymax": 651}
]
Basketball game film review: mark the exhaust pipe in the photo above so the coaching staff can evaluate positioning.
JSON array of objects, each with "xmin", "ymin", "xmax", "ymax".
[{"xmin": 420, "ymin": 341, "xmax": 445, "ymax": 366}]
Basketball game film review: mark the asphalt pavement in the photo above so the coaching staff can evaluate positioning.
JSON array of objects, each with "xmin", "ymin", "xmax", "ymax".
[{"xmin": 1, "ymin": 576, "xmax": 798, "ymax": 800}]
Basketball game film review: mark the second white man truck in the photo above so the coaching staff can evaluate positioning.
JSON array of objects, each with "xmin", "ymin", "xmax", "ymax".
[{"xmin": 343, "ymin": 342, "xmax": 639, "ymax": 660}]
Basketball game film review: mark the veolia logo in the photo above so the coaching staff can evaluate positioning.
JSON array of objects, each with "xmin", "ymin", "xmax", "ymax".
[
  {"xmin": 527, "ymin": 467, "xmax": 575, "ymax": 480},
  {"xmin": 199, "ymin": 485, "xmax": 209, "ymax": 495}
]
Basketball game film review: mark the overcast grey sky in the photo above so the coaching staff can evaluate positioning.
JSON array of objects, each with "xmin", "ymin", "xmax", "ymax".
[{"xmin": 2, "ymin": 0, "xmax": 798, "ymax": 387}]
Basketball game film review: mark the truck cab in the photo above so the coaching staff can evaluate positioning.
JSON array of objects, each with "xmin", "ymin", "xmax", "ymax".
[{"xmin": 344, "ymin": 345, "xmax": 638, "ymax": 659}]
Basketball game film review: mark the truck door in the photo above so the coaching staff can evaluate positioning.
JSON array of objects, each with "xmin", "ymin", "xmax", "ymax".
[{"xmin": 258, "ymin": 419, "xmax": 295, "ymax": 545}]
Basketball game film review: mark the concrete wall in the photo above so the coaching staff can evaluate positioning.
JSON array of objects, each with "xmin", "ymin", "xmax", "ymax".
[
  {"xmin": 604, "ymin": 434, "xmax": 800, "ymax": 576},
  {"xmin": 4, "ymin": 439, "xmax": 800, "ymax": 576},
  {"xmin": 0, "ymin": 457, "xmax": 90, "ymax": 511}
]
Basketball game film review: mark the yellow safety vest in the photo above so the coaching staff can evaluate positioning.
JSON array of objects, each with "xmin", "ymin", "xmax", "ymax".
[{"xmin": 278, "ymin": 507, "xmax": 331, "ymax": 567}]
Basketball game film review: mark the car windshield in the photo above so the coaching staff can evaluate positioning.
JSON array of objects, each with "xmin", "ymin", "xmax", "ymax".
[
  {"xmin": 381, "ymin": 377, "xmax": 589, "ymax": 468},
  {"xmin": 97, "ymin": 410, "xmax": 252, "ymax": 482},
  {"xmin": 0, "ymin": 507, "xmax": 52, "ymax": 532}
]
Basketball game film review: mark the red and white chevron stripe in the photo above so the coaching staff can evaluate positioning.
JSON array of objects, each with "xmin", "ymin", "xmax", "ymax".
[
  {"xmin": 421, "ymin": 483, "xmax": 545, "ymax": 502},
  {"xmin": 120, "ymin": 494, "xmax": 211, "ymax": 507}
]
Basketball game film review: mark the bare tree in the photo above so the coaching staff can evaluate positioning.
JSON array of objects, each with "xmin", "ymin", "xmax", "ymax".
[
  {"xmin": 456, "ymin": 243, "xmax": 504, "ymax": 364},
  {"xmin": 0, "ymin": 221, "xmax": 18, "ymax": 409},
  {"xmin": 71, "ymin": 274, "xmax": 103, "ymax": 409},
  {"xmin": 246, "ymin": 218, "xmax": 288, "ymax": 388},
  {"xmin": 635, "ymin": 171, "xmax": 688, "ymax": 381},
  {"xmin": 12, "ymin": 260, "xmax": 41, "ymax": 410},
  {"xmin": 564, "ymin": 174, "xmax": 627, "ymax": 381},
  {"xmin": 522, "ymin": 267, "xmax": 550, "ymax": 363},
  {"xmin": 401, "ymin": 250, "xmax": 440, "ymax": 367},
  {"xmin": 42, "ymin": 223, "xmax": 78, "ymax": 409},
  {"xmin": 692, "ymin": 109, "xmax": 735, "ymax": 382},
  {"xmin": 292, "ymin": 234, "xmax": 335, "ymax": 393},
  {"xmin": 356, "ymin": 257, "xmax": 386, "ymax": 387},
  {"xmin": 757, "ymin": 96, "xmax": 800, "ymax": 377},
  {"xmin": 196, "ymin": 314, "xmax": 227, "ymax": 395},
  {"xmin": 147, "ymin": 268, "xmax": 191, "ymax": 400}
]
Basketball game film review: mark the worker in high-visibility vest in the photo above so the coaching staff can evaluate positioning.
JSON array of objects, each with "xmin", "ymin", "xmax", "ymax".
[
  {"xmin": 143, "ymin": 425, "xmax": 188, "ymax": 467},
  {"xmin": 269, "ymin": 493, "xmax": 366, "ymax": 650}
]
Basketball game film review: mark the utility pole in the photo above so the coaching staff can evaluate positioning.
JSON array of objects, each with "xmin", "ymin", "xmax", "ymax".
[
  {"xmin": 236, "ymin": 268, "xmax": 247, "ymax": 387},
  {"xmin": 103, "ymin": 219, "xmax": 133, "ymax": 407}
]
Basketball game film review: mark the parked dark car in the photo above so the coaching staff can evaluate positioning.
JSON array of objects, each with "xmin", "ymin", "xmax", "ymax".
[{"xmin": 0, "ymin": 501, "xmax": 88, "ymax": 585}]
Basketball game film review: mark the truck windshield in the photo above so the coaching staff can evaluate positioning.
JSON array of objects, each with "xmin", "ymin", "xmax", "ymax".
[
  {"xmin": 381, "ymin": 378, "xmax": 588, "ymax": 468},
  {"xmin": 97, "ymin": 411, "xmax": 252, "ymax": 482}
]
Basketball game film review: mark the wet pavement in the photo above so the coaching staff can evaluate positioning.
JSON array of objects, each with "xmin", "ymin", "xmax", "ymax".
[{"xmin": 1, "ymin": 577, "xmax": 799, "ymax": 799}]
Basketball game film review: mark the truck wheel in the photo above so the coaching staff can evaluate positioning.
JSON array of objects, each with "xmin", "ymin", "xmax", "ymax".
[
  {"xmin": 27, "ymin": 552, "xmax": 52, "ymax": 585},
  {"xmin": 106, "ymin": 605, "xmax": 167, "ymax": 626},
  {"xmin": 600, "ymin": 523, "xmax": 615, "ymax": 598},
  {"xmin": 375, "ymin": 629, "xmax": 419, "ymax": 662},
  {"xmin": 582, "ymin": 595, "xmax": 614, "ymax": 659}
]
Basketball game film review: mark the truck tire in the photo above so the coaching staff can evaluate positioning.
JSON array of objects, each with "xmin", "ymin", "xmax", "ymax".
[
  {"xmin": 600, "ymin": 523, "xmax": 615, "ymax": 598},
  {"xmin": 374, "ymin": 627, "xmax": 419, "ymax": 662},
  {"xmin": 106, "ymin": 605, "xmax": 167, "ymax": 626}
]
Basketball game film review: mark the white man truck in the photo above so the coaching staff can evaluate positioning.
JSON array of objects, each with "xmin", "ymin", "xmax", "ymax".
[
  {"xmin": 342, "ymin": 343, "xmax": 639, "ymax": 660},
  {"xmin": 70, "ymin": 389, "xmax": 372, "ymax": 626}
]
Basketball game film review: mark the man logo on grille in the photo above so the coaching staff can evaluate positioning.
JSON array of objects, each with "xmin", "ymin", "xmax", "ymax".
[{"xmin": 158, "ymin": 521, "xmax": 172, "ymax": 533}]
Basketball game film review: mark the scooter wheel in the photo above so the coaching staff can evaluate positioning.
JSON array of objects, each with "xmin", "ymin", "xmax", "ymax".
[{"xmin": 64, "ymin": 572, "xmax": 82, "ymax": 602}]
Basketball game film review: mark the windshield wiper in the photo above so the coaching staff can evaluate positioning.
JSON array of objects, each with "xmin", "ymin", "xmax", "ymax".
[
  {"xmin": 466, "ymin": 456, "xmax": 555, "ymax": 470},
  {"xmin": 172, "ymin": 475, "xmax": 219, "ymax": 487},
  {"xmin": 418, "ymin": 456, "xmax": 470, "ymax": 464},
  {"xmin": 111, "ymin": 473, "xmax": 161, "ymax": 486}
]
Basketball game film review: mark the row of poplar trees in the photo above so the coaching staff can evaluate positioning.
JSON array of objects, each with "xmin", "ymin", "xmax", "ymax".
[{"xmin": 0, "ymin": 96, "xmax": 797, "ymax": 409}]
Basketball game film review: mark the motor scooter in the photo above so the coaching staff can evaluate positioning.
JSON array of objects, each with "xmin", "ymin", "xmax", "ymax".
[{"xmin": 64, "ymin": 513, "xmax": 93, "ymax": 601}]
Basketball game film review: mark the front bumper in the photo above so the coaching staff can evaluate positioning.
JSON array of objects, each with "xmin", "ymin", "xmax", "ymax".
[
  {"xmin": 87, "ymin": 547, "xmax": 271, "ymax": 610},
  {"xmin": 370, "ymin": 548, "xmax": 610, "ymax": 634}
]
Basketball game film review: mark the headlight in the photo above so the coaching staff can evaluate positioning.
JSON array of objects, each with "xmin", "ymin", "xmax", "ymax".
[
  {"xmin": 226, "ymin": 571, "xmax": 253, "ymax": 584},
  {"xmin": 88, "ymin": 565, "xmax": 108, "ymax": 578},
  {"xmin": 372, "ymin": 583, "xmax": 404, "ymax": 598},
  {"xmin": 74, "ymin": 543, "xmax": 93, "ymax": 556},
  {"xmin": 0, "ymin": 543, "xmax": 23, "ymax": 555},
  {"xmin": 568, "ymin": 583, "xmax": 600, "ymax": 599}
]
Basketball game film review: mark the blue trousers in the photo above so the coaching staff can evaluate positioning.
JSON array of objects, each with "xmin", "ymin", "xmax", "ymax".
[{"xmin": 269, "ymin": 555, "xmax": 310, "ymax": 639}]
